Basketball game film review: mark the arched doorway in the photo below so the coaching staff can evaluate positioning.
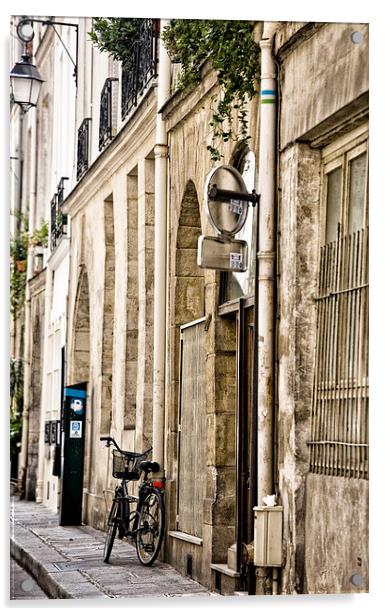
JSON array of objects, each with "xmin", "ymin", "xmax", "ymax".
[
  {"xmin": 67, "ymin": 267, "xmax": 90, "ymax": 524},
  {"xmin": 171, "ymin": 181, "xmax": 206, "ymax": 538},
  {"xmin": 72, "ymin": 268, "xmax": 90, "ymax": 384}
]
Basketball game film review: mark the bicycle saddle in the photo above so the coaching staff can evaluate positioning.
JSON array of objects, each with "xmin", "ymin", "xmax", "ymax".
[{"xmin": 139, "ymin": 460, "xmax": 160, "ymax": 474}]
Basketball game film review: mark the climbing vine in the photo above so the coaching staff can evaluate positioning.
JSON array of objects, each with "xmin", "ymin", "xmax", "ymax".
[
  {"xmin": 10, "ymin": 216, "xmax": 48, "ymax": 317},
  {"xmin": 162, "ymin": 20, "xmax": 260, "ymax": 161},
  {"xmin": 89, "ymin": 18, "xmax": 260, "ymax": 161}
]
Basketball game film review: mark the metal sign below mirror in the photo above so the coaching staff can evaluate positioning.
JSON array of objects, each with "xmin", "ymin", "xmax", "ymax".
[{"xmin": 197, "ymin": 235, "xmax": 248, "ymax": 272}]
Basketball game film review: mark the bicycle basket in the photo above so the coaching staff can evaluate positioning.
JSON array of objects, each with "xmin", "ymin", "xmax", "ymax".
[{"xmin": 112, "ymin": 449, "xmax": 148, "ymax": 480}]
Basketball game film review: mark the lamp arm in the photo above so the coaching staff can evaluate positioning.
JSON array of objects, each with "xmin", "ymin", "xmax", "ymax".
[{"xmin": 17, "ymin": 18, "xmax": 78, "ymax": 86}]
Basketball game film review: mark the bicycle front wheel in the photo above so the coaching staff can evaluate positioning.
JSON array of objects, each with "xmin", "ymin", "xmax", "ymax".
[
  {"xmin": 135, "ymin": 489, "xmax": 165, "ymax": 566},
  {"xmin": 104, "ymin": 499, "xmax": 119, "ymax": 563}
]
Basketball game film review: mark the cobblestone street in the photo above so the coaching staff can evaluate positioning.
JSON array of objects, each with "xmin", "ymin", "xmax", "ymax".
[{"xmin": 10, "ymin": 497, "xmax": 217, "ymax": 600}]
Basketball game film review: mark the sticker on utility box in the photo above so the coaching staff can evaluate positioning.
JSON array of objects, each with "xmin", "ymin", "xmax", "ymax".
[
  {"xmin": 70, "ymin": 420, "xmax": 82, "ymax": 438},
  {"xmin": 229, "ymin": 252, "xmax": 243, "ymax": 269}
]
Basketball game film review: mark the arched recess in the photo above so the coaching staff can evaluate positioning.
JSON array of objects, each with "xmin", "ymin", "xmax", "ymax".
[
  {"xmin": 72, "ymin": 268, "xmax": 90, "ymax": 384},
  {"xmin": 100, "ymin": 195, "xmax": 115, "ymax": 434},
  {"xmin": 71, "ymin": 266, "xmax": 91, "ymax": 522},
  {"xmin": 25, "ymin": 313, "xmax": 42, "ymax": 500},
  {"xmin": 125, "ymin": 169, "xmax": 138, "ymax": 430},
  {"xmin": 170, "ymin": 180, "xmax": 206, "ymax": 538},
  {"xmin": 174, "ymin": 180, "xmax": 205, "ymax": 326}
]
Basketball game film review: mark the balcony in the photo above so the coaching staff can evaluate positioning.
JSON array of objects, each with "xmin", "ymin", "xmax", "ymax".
[
  {"xmin": 76, "ymin": 117, "xmax": 91, "ymax": 180},
  {"xmin": 121, "ymin": 18, "xmax": 158, "ymax": 120},
  {"xmin": 50, "ymin": 177, "xmax": 69, "ymax": 250},
  {"xmin": 99, "ymin": 78, "xmax": 118, "ymax": 151}
]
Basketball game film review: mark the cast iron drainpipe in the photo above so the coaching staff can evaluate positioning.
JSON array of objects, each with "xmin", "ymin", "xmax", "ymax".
[
  {"xmin": 254, "ymin": 21, "xmax": 278, "ymax": 595},
  {"xmin": 152, "ymin": 20, "xmax": 171, "ymax": 472}
]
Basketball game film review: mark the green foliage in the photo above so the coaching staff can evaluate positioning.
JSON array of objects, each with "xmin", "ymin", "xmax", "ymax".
[
  {"xmin": 10, "ymin": 358, "xmax": 23, "ymax": 456},
  {"xmin": 10, "ymin": 217, "xmax": 48, "ymax": 316},
  {"xmin": 10, "ymin": 256, "xmax": 26, "ymax": 316},
  {"xmin": 89, "ymin": 18, "xmax": 260, "ymax": 162},
  {"xmin": 162, "ymin": 20, "xmax": 260, "ymax": 161},
  {"xmin": 10, "ymin": 414, "xmax": 22, "ymax": 457},
  {"xmin": 10, "ymin": 212, "xmax": 28, "ymax": 317},
  {"xmin": 29, "ymin": 220, "xmax": 48, "ymax": 248},
  {"xmin": 89, "ymin": 18, "xmax": 139, "ymax": 64}
]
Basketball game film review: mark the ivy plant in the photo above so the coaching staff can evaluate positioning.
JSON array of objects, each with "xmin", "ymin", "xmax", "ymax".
[
  {"xmin": 162, "ymin": 20, "xmax": 260, "ymax": 161},
  {"xmin": 89, "ymin": 18, "xmax": 260, "ymax": 161}
]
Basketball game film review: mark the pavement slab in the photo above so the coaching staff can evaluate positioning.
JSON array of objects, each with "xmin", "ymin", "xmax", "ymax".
[{"xmin": 10, "ymin": 496, "xmax": 217, "ymax": 601}]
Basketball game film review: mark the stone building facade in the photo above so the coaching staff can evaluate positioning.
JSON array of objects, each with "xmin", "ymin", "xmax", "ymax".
[{"xmin": 11, "ymin": 16, "xmax": 368, "ymax": 596}]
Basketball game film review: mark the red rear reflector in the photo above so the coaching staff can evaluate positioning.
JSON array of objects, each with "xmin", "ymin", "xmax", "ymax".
[{"xmin": 153, "ymin": 480, "xmax": 165, "ymax": 489}]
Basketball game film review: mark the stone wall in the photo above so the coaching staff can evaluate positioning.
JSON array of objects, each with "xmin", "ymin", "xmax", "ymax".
[
  {"xmin": 276, "ymin": 21, "xmax": 369, "ymax": 594},
  {"xmin": 25, "ymin": 270, "xmax": 46, "ymax": 500},
  {"xmin": 64, "ymin": 93, "xmax": 157, "ymax": 531},
  {"xmin": 162, "ymin": 62, "xmax": 259, "ymax": 589}
]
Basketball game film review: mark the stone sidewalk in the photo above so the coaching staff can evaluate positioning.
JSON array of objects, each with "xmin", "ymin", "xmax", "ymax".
[{"xmin": 10, "ymin": 497, "xmax": 217, "ymax": 600}]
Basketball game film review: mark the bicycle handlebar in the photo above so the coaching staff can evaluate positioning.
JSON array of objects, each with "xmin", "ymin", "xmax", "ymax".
[{"xmin": 100, "ymin": 436, "xmax": 152, "ymax": 458}]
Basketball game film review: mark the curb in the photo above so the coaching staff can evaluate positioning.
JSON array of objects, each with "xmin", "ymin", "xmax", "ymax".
[
  {"xmin": 10, "ymin": 528, "xmax": 107, "ymax": 599},
  {"xmin": 11, "ymin": 538, "xmax": 72, "ymax": 599}
]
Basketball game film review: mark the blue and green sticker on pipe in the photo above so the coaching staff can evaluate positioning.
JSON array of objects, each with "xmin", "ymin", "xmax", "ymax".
[{"xmin": 261, "ymin": 89, "xmax": 277, "ymax": 104}]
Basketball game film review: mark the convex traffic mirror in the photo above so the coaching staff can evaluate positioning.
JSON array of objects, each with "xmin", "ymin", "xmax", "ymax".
[
  {"xmin": 198, "ymin": 164, "xmax": 259, "ymax": 272},
  {"xmin": 204, "ymin": 165, "xmax": 258, "ymax": 237}
]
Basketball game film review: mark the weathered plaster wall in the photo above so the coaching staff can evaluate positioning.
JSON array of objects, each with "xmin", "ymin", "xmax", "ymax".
[
  {"xmin": 304, "ymin": 474, "xmax": 369, "ymax": 593},
  {"xmin": 277, "ymin": 22, "xmax": 369, "ymax": 149},
  {"xmin": 278, "ymin": 143, "xmax": 321, "ymax": 593}
]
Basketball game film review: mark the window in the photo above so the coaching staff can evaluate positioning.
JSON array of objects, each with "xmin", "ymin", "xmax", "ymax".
[
  {"xmin": 309, "ymin": 126, "xmax": 369, "ymax": 479},
  {"xmin": 322, "ymin": 127, "xmax": 368, "ymax": 242}
]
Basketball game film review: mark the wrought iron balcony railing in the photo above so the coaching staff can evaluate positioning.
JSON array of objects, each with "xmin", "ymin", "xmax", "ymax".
[
  {"xmin": 121, "ymin": 18, "xmax": 158, "ymax": 120},
  {"xmin": 99, "ymin": 78, "xmax": 118, "ymax": 151},
  {"xmin": 50, "ymin": 177, "xmax": 69, "ymax": 250},
  {"xmin": 76, "ymin": 117, "xmax": 92, "ymax": 180}
]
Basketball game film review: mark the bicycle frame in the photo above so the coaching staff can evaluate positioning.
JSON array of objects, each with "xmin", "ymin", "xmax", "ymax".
[
  {"xmin": 101, "ymin": 435, "xmax": 165, "ymax": 565},
  {"xmin": 113, "ymin": 478, "xmax": 160, "ymax": 539}
]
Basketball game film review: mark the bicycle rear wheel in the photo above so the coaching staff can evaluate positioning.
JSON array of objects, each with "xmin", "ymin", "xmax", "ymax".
[
  {"xmin": 135, "ymin": 489, "xmax": 165, "ymax": 566},
  {"xmin": 104, "ymin": 499, "xmax": 119, "ymax": 563}
]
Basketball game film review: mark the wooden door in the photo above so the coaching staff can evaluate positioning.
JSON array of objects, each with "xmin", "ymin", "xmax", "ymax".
[{"xmin": 177, "ymin": 318, "xmax": 206, "ymax": 537}]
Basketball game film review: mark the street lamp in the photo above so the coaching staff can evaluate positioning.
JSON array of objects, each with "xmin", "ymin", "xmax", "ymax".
[
  {"xmin": 10, "ymin": 17, "xmax": 78, "ymax": 113},
  {"xmin": 10, "ymin": 54, "xmax": 44, "ymax": 112}
]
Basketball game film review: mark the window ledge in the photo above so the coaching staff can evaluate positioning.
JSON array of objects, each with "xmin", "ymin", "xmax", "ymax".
[
  {"xmin": 168, "ymin": 530, "xmax": 203, "ymax": 546},
  {"xmin": 210, "ymin": 563, "xmax": 241, "ymax": 578}
]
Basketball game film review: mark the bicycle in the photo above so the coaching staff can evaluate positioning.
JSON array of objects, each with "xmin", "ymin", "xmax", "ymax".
[{"xmin": 100, "ymin": 436, "xmax": 165, "ymax": 566}]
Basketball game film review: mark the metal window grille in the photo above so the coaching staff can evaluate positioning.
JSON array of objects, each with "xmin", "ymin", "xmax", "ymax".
[
  {"xmin": 309, "ymin": 225, "xmax": 369, "ymax": 479},
  {"xmin": 50, "ymin": 177, "xmax": 69, "ymax": 250},
  {"xmin": 76, "ymin": 118, "xmax": 92, "ymax": 180},
  {"xmin": 121, "ymin": 18, "xmax": 158, "ymax": 121},
  {"xmin": 99, "ymin": 78, "xmax": 118, "ymax": 151}
]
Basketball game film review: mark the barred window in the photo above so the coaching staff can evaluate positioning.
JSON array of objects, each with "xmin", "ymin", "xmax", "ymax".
[{"xmin": 309, "ymin": 126, "xmax": 368, "ymax": 479}]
